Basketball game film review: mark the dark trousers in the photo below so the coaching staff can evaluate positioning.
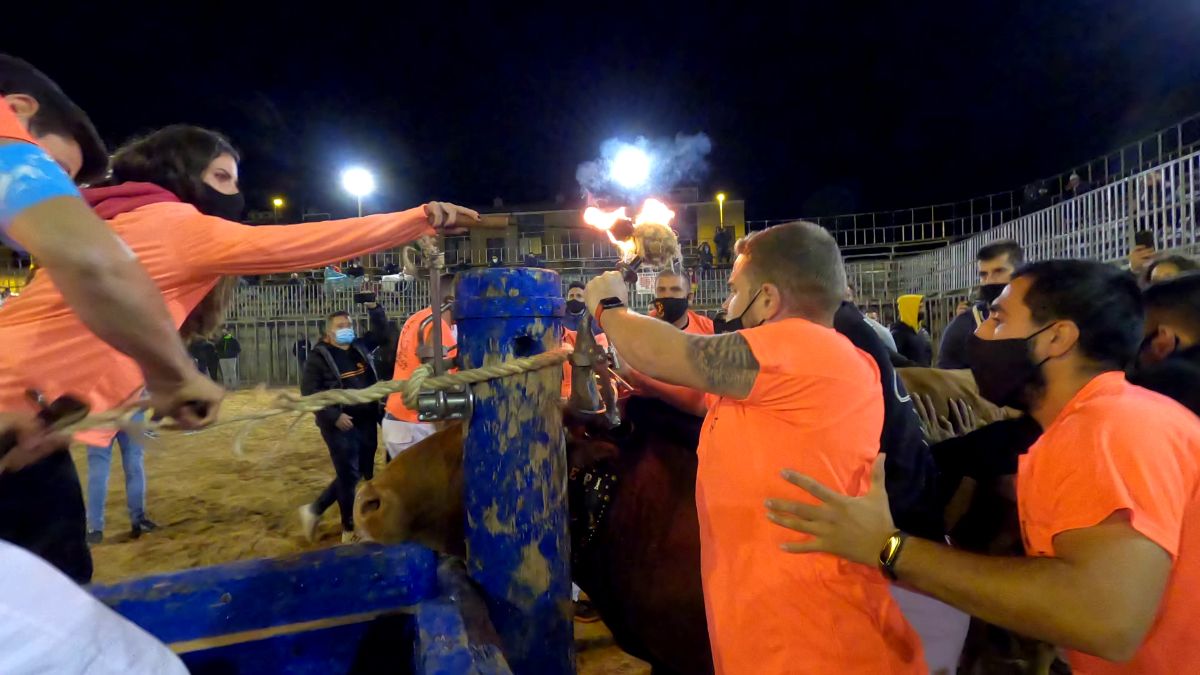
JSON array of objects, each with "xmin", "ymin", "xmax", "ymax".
[
  {"xmin": 0, "ymin": 449, "xmax": 93, "ymax": 583},
  {"xmin": 315, "ymin": 414, "xmax": 379, "ymax": 530}
]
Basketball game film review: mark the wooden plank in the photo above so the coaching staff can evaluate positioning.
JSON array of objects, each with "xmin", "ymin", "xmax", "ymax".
[{"xmin": 90, "ymin": 543, "xmax": 437, "ymax": 645}]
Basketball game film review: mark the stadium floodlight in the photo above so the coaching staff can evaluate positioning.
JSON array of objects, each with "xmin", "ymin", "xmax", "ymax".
[
  {"xmin": 609, "ymin": 145, "xmax": 651, "ymax": 189},
  {"xmin": 341, "ymin": 167, "xmax": 376, "ymax": 216}
]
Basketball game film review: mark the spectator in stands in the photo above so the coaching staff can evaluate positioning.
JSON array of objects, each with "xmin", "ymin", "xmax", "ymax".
[
  {"xmin": 84, "ymin": 410, "xmax": 154, "ymax": 544},
  {"xmin": 1130, "ymin": 273, "xmax": 1200, "ymax": 415},
  {"xmin": 891, "ymin": 294, "xmax": 932, "ymax": 366},
  {"xmin": 771, "ymin": 260, "xmax": 1200, "ymax": 672},
  {"xmin": 1064, "ymin": 172, "xmax": 1090, "ymax": 198},
  {"xmin": 298, "ymin": 302, "xmax": 389, "ymax": 544},
  {"xmin": 215, "ymin": 327, "xmax": 241, "ymax": 388},
  {"xmin": 698, "ymin": 241, "xmax": 714, "ymax": 275},
  {"xmin": 713, "ymin": 225, "xmax": 733, "ymax": 266},
  {"xmin": 938, "ymin": 240, "xmax": 1024, "ymax": 369},
  {"xmin": 1146, "ymin": 254, "xmax": 1199, "ymax": 284},
  {"xmin": 345, "ymin": 259, "xmax": 365, "ymax": 278},
  {"xmin": 288, "ymin": 273, "xmax": 303, "ymax": 285}
]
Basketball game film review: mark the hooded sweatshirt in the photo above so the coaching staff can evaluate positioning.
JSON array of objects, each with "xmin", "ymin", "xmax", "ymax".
[
  {"xmin": 891, "ymin": 293, "xmax": 932, "ymax": 366},
  {"xmin": 0, "ymin": 182, "xmax": 435, "ymax": 445}
]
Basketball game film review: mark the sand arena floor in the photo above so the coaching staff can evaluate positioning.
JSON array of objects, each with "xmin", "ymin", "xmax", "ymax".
[{"xmin": 78, "ymin": 388, "xmax": 649, "ymax": 674}]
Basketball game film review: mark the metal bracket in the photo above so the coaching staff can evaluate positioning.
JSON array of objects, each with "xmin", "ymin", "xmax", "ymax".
[{"xmin": 418, "ymin": 385, "xmax": 473, "ymax": 422}]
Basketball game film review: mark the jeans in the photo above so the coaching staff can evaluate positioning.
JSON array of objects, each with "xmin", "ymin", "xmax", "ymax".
[
  {"xmin": 314, "ymin": 412, "xmax": 379, "ymax": 530},
  {"xmin": 86, "ymin": 429, "xmax": 146, "ymax": 533},
  {"xmin": 219, "ymin": 358, "xmax": 239, "ymax": 388},
  {"xmin": 0, "ymin": 450, "xmax": 92, "ymax": 583}
]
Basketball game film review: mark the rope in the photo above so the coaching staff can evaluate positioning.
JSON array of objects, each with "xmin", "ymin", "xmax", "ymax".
[{"xmin": 49, "ymin": 349, "xmax": 571, "ymax": 445}]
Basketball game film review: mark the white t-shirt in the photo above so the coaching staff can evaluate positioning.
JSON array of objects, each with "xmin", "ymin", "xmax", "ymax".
[{"xmin": 0, "ymin": 540, "xmax": 187, "ymax": 674}]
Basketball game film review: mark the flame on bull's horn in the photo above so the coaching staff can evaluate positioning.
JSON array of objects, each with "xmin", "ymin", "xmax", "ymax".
[{"xmin": 583, "ymin": 199, "xmax": 676, "ymax": 262}]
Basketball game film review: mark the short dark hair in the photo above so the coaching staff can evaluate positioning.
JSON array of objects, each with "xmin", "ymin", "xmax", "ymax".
[
  {"xmin": 977, "ymin": 239, "xmax": 1024, "ymax": 265},
  {"xmin": 1147, "ymin": 254, "xmax": 1200, "ymax": 278},
  {"xmin": 1143, "ymin": 272, "xmax": 1200, "ymax": 337},
  {"xmin": 111, "ymin": 125, "xmax": 239, "ymax": 205},
  {"xmin": 568, "ymin": 281, "xmax": 586, "ymax": 291},
  {"xmin": 326, "ymin": 311, "xmax": 350, "ymax": 328},
  {"xmin": 734, "ymin": 221, "xmax": 846, "ymax": 316},
  {"xmin": 0, "ymin": 54, "xmax": 108, "ymax": 184},
  {"xmin": 1014, "ymin": 260, "xmax": 1143, "ymax": 370}
]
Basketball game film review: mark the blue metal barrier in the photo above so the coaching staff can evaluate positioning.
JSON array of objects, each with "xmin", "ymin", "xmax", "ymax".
[{"xmin": 454, "ymin": 267, "xmax": 573, "ymax": 674}]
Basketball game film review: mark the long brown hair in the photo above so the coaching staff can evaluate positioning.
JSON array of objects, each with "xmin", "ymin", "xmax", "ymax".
[{"xmin": 110, "ymin": 125, "xmax": 242, "ymax": 340}]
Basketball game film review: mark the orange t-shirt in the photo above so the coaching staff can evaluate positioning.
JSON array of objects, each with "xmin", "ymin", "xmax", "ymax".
[
  {"xmin": 0, "ymin": 201, "xmax": 434, "ymax": 445},
  {"xmin": 0, "ymin": 103, "xmax": 34, "ymax": 143},
  {"xmin": 1018, "ymin": 372, "xmax": 1200, "ymax": 674},
  {"xmin": 385, "ymin": 306, "xmax": 456, "ymax": 423},
  {"xmin": 626, "ymin": 309, "xmax": 713, "ymax": 411},
  {"xmin": 697, "ymin": 318, "xmax": 924, "ymax": 674},
  {"xmin": 560, "ymin": 327, "xmax": 610, "ymax": 400}
]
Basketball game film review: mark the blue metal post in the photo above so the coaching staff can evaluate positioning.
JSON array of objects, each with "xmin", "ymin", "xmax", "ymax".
[{"xmin": 454, "ymin": 267, "xmax": 572, "ymax": 674}]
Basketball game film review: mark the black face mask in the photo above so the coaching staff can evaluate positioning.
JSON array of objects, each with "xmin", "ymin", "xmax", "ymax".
[
  {"xmin": 653, "ymin": 297, "xmax": 689, "ymax": 324},
  {"xmin": 195, "ymin": 184, "xmax": 245, "ymax": 222},
  {"xmin": 917, "ymin": 309, "xmax": 926, "ymax": 324},
  {"xmin": 713, "ymin": 313, "xmax": 737, "ymax": 334},
  {"xmin": 977, "ymin": 283, "xmax": 1007, "ymax": 306},
  {"xmin": 716, "ymin": 288, "xmax": 763, "ymax": 333},
  {"xmin": 565, "ymin": 299, "xmax": 586, "ymax": 316},
  {"xmin": 965, "ymin": 324, "xmax": 1053, "ymax": 411}
]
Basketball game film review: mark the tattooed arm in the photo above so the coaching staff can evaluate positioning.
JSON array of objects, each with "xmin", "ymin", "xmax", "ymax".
[{"xmin": 597, "ymin": 307, "xmax": 760, "ymax": 399}]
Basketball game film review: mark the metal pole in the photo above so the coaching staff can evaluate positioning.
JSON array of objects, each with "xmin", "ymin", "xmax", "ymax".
[
  {"xmin": 455, "ymin": 267, "xmax": 571, "ymax": 675},
  {"xmin": 357, "ymin": 195, "xmax": 363, "ymax": 218}
]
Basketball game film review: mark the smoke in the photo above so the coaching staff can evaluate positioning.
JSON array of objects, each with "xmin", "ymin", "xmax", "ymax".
[{"xmin": 576, "ymin": 132, "xmax": 713, "ymax": 200}]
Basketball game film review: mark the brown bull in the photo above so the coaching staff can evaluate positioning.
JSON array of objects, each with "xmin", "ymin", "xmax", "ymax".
[
  {"xmin": 353, "ymin": 396, "xmax": 712, "ymax": 675},
  {"xmin": 895, "ymin": 367, "xmax": 1011, "ymax": 425}
]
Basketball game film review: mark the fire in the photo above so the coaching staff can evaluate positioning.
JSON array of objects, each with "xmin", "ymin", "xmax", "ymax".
[
  {"xmin": 634, "ymin": 198, "xmax": 675, "ymax": 227},
  {"xmin": 583, "ymin": 199, "xmax": 676, "ymax": 261}
]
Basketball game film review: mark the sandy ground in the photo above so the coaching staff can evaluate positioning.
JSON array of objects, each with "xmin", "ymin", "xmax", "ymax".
[{"xmin": 77, "ymin": 388, "xmax": 649, "ymax": 674}]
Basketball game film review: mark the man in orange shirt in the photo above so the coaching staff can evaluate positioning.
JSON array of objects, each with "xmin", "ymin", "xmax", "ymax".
[
  {"xmin": 619, "ymin": 270, "xmax": 713, "ymax": 414},
  {"xmin": 586, "ymin": 221, "xmax": 924, "ymax": 674},
  {"xmin": 0, "ymin": 56, "xmax": 221, "ymax": 459},
  {"xmin": 771, "ymin": 260, "xmax": 1200, "ymax": 673},
  {"xmin": 382, "ymin": 274, "xmax": 456, "ymax": 459}
]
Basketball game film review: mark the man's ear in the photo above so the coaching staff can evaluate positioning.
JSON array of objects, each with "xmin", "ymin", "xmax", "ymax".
[
  {"xmin": 761, "ymin": 283, "xmax": 784, "ymax": 321},
  {"xmin": 3, "ymin": 94, "xmax": 39, "ymax": 126},
  {"xmin": 1045, "ymin": 321, "xmax": 1080, "ymax": 359}
]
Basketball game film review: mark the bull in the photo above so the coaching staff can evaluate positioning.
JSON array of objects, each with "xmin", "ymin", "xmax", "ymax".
[{"xmin": 354, "ymin": 394, "xmax": 712, "ymax": 675}]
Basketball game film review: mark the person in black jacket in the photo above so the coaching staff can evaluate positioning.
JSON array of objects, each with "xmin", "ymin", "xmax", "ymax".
[
  {"xmin": 1129, "ymin": 272, "xmax": 1200, "ymax": 416},
  {"xmin": 298, "ymin": 302, "xmax": 389, "ymax": 543},
  {"xmin": 938, "ymin": 240, "xmax": 1024, "ymax": 369},
  {"xmin": 891, "ymin": 293, "xmax": 933, "ymax": 366}
]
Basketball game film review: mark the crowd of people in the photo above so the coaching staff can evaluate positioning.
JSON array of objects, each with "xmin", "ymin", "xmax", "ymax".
[{"xmin": 3, "ymin": 49, "xmax": 1200, "ymax": 675}]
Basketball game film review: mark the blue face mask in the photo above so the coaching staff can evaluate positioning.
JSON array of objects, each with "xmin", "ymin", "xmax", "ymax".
[{"xmin": 334, "ymin": 327, "xmax": 355, "ymax": 345}]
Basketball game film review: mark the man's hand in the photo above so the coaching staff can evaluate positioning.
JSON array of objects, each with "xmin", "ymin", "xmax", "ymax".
[
  {"xmin": 1129, "ymin": 245, "xmax": 1155, "ymax": 274},
  {"xmin": 148, "ymin": 373, "xmax": 224, "ymax": 430},
  {"xmin": 765, "ymin": 454, "xmax": 895, "ymax": 566},
  {"xmin": 0, "ymin": 412, "xmax": 69, "ymax": 474},
  {"xmin": 913, "ymin": 394, "xmax": 978, "ymax": 443},
  {"xmin": 423, "ymin": 202, "xmax": 481, "ymax": 233},
  {"xmin": 584, "ymin": 271, "xmax": 630, "ymax": 317},
  {"xmin": 336, "ymin": 413, "xmax": 354, "ymax": 431}
]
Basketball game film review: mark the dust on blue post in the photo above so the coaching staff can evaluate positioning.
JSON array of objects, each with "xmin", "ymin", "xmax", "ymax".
[{"xmin": 454, "ymin": 267, "xmax": 572, "ymax": 674}]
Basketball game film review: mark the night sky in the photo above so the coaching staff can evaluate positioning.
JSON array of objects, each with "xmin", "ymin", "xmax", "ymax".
[{"xmin": 6, "ymin": 1, "xmax": 1200, "ymax": 221}]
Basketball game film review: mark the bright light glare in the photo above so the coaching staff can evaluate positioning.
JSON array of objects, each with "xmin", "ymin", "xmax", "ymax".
[
  {"xmin": 341, "ymin": 167, "xmax": 376, "ymax": 197},
  {"xmin": 609, "ymin": 146, "xmax": 651, "ymax": 189},
  {"xmin": 272, "ymin": 197, "xmax": 284, "ymax": 207}
]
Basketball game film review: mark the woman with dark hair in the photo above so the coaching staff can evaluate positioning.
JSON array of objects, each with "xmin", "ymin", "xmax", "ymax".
[{"xmin": 0, "ymin": 124, "xmax": 479, "ymax": 548}]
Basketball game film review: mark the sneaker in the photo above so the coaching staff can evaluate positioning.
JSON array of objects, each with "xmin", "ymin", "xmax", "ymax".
[
  {"xmin": 298, "ymin": 504, "xmax": 320, "ymax": 543},
  {"xmin": 573, "ymin": 599, "xmax": 601, "ymax": 624},
  {"xmin": 341, "ymin": 531, "xmax": 361, "ymax": 545},
  {"xmin": 85, "ymin": 531, "xmax": 103, "ymax": 546},
  {"xmin": 131, "ymin": 518, "xmax": 158, "ymax": 540}
]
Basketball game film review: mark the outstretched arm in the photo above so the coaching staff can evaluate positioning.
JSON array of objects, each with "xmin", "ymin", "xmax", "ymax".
[{"xmin": 585, "ymin": 271, "xmax": 759, "ymax": 399}]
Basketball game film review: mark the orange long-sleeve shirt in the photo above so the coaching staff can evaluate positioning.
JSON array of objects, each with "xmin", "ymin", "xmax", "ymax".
[
  {"xmin": 385, "ymin": 306, "xmax": 457, "ymax": 423},
  {"xmin": 0, "ymin": 199, "xmax": 434, "ymax": 444}
]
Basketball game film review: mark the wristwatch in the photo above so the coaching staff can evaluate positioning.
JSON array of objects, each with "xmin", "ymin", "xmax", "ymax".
[
  {"xmin": 594, "ymin": 296, "xmax": 626, "ymax": 325},
  {"xmin": 878, "ymin": 531, "xmax": 909, "ymax": 581}
]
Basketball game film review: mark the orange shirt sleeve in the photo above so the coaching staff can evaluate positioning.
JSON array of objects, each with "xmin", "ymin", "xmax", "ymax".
[
  {"xmin": 1025, "ymin": 416, "xmax": 1190, "ymax": 559},
  {"xmin": 167, "ymin": 208, "xmax": 435, "ymax": 277},
  {"xmin": 0, "ymin": 104, "xmax": 35, "ymax": 143}
]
